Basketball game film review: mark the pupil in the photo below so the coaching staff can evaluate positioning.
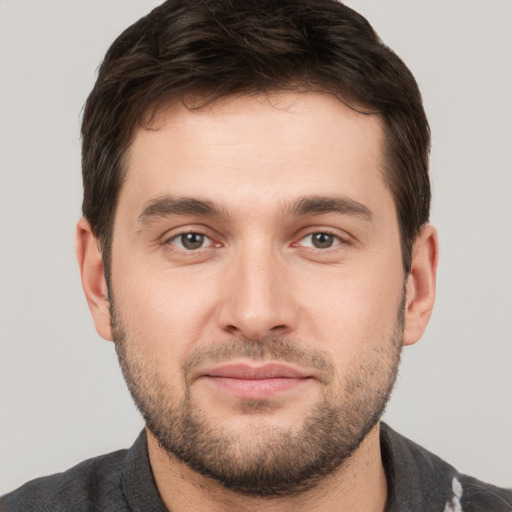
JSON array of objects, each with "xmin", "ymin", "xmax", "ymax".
[
  {"xmin": 313, "ymin": 233, "xmax": 333, "ymax": 248},
  {"xmin": 182, "ymin": 233, "xmax": 204, "ymax": 250}
]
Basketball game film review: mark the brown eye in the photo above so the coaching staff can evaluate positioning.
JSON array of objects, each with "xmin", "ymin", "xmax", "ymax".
[
  {"xmin": 295, "ymin": 232, "xmax": 343, "ymax": 250},
  {"xmin": 311, "ymin": 233, "xmax": 335, "ymax": 248},
  {"xmin": 172, "ymin": 233, "xmax": 207, "ymax": 250}
]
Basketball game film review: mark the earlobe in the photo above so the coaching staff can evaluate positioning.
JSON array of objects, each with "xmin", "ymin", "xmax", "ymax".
[
  {"xmin": 403, "ymin": 224, "xmax": 439, "ymax": 346},
  {"xmin": 76, "ymin": 218, "xmax": 113, "ymax": 341}
]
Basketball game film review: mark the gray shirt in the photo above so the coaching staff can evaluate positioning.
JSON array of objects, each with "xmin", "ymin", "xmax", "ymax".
[{"xmin": 1, "ymin": 423, "xmax": 511, "ymax": 511}]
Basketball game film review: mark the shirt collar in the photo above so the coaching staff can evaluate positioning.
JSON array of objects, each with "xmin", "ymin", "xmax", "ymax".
[{"xmin": 121, "ymin": 429, "xmax": 168, "ymax": 511}]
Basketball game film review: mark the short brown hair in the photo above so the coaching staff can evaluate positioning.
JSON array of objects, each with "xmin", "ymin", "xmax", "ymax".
[{"xmin": 81, "ymin": 0, "xmax": 430, "ymax": 277}]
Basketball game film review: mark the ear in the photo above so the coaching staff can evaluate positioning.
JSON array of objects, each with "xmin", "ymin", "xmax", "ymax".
[
  {"xmin": 76, "ymin": 218, "xmax": 113, "ymax": 341},
  {"xmin": 403, "ymin": 224, "xmax": 439, "ymax": 346}
]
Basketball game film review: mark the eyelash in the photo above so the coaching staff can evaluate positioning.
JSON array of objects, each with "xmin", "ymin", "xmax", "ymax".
[
  {"xmin": 166, "ymin": 232, "xmax": 219, "ymax": 251},
  {"xmin": 294, "ymin": 231, "xmax": 345, "ymax": 250},
  {"xmin": 164, "ymin": 230, "xmax": 347, "ymax": 252}
]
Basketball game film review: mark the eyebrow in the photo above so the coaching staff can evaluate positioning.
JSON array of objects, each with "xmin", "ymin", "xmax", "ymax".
[
  {"xmin": 138, "ymin": 196, "xmax": 228, "ymax": 224},
  {"xmin": 137, "ymin": 194, "xmax": 372, "ymax": 225},
  {"xmin": 287, "ymin": 195, "xmax": 373, "ymax": 220}
]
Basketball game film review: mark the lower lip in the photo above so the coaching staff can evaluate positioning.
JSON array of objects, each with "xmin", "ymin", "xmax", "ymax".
[{"xmin": 203, "ymin": 376, "xmax": 310, "ymax": 399}]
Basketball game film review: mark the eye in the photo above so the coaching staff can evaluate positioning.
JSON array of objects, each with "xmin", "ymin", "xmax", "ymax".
[
  {"xmin": 299, "ymin": 232, "xmax": 342, "ymax": 249},
  {"xmin": 169, "ymin": 232, "xmax": 212, "ymax": 250}
]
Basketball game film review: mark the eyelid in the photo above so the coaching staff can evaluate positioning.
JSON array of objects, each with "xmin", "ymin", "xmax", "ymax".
[
  {"xmin": 297, "ymin": 233, "xmax": 341, "ymax": 249},
  {"xmin": 169, "ymin": 233, "xmax": 212, "ymax": 250},
  {"xmin": 161, "ymin": 225, "xmax": 222, "ymax": 249},
  {"xmin": 291, "ymin": 227, "xmax": 351, "ymax": 248},
  {"xmin": 158, "ymin": 224, "xmax": 351, "ymax": 252}
]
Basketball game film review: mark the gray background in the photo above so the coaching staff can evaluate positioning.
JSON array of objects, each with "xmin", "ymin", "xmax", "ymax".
[{"xmin": 1, "ymin": 0, "xmax": 511, "ymax": 495}]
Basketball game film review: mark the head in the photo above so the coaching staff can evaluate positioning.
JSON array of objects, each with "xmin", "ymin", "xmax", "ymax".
[
  {"xmin": 81, "ymin": 0, "xmax": 430, "ymax": 282},
  {"xmin": 77, "ymin": 0, "xmax": 437, "ymax": 498}
]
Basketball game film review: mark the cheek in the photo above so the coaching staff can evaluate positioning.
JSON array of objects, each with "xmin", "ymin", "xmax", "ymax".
[
  {"xmin": 297, "ymin": 260, "xmax": 404, "ymax": 355},
  {"xmin": 111, "ymin": 257, "xmax": 221, "ymax": 361}
]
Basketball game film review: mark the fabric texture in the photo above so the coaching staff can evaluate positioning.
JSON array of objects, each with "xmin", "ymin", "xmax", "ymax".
[{"xmin": 1, "ymin": 423, "xmax": 511, "ymax": 511}]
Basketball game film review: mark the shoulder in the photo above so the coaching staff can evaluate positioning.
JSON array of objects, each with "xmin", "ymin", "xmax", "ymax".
[
  {"xmin": 381, "ymin": 423, "xmax": 512, "ymax": 512},
  {"xmin": 0, "ymin": 448, "xmax": 129, "ymax": 512},
  {"xmin": 459, "ymin": 474, "xmax": 512, "ymax": 512}
]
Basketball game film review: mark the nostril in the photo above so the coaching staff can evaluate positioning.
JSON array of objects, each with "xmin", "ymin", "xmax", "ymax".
[{"xmin": 226, "ymin": 324, "xmax": 241, "ymax": 335}]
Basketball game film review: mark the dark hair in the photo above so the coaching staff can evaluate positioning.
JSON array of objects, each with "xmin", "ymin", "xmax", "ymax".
[{"xmin": 82, "ymin": 0, "xmax": 430, "ymax": 276}]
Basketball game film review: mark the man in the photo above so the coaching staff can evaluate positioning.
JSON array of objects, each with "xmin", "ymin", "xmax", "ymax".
[{"xmin": 1, "ymin": 0, "xmax": 511, "ymax": 510}]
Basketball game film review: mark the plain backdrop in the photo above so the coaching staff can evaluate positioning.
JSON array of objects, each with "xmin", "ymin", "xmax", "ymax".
[{"xmin": 1, "ymin": 0, "xmax": 511, "ymax": 495}]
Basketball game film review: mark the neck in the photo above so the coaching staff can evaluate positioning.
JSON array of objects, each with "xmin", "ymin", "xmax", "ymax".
[{"xmin": 147, "ymin": 422, "xmax": 388, "ymax": 512}]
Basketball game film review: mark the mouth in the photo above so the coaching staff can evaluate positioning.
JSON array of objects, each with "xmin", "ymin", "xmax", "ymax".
[{"xmin": 199, "ymin": 362, "xmax": 313, "ymax": 400}]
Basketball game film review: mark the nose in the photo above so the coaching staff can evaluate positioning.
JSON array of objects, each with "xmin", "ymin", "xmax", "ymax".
[{"xmin": 217, "ymin": 245, "xmax": 298, "ymax": 340}]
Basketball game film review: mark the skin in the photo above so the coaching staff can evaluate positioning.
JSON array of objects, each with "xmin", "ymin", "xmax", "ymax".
[{"xmin": 77, "ymin": 92, "xmax": 438, "ymax": 511}]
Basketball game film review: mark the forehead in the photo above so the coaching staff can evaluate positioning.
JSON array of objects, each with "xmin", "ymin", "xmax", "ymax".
[{"xmin": 120, "ymin": 92, "xmax": 390, "ymax": 218}]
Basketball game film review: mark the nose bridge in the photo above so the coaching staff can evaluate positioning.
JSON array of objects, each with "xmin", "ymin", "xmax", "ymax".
[{"xmin": 219, "ymin": 238, "xmax": 296, "ymax": 339}]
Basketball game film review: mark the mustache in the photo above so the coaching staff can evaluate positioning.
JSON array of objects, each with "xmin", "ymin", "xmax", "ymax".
[{"xmin": 181, "ymin": 336, "xmax": 335, "ymax": 380}]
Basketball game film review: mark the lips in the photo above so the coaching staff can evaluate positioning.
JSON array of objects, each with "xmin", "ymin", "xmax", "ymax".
[
  {"xmin": 204, "ymin": 363, "xmax": 308, "ymax": 380},
  {"xmin": 199, "ymin": 363, "xmax": 312, "ymax": 399}
]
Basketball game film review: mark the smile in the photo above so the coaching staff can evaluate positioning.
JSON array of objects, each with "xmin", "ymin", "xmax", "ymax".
[{"xmin": 200, "ymin": 363, "xmax": 313, "ymax": 399}]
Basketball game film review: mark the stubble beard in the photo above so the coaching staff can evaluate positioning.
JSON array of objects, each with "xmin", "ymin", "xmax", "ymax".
[{"xmin": 112, "ymin": 303, "xmax": 404, "ymax": 497}]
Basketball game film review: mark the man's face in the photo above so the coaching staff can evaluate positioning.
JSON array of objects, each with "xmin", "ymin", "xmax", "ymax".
[{"xmin": 109, "ymin": 92, "xmax": 406, "ymax": 495}]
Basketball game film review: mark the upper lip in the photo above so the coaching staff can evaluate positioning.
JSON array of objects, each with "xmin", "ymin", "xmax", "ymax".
[{"xmin": 202, "ymin": 363, "xmax": 310, "ymax": 380}]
